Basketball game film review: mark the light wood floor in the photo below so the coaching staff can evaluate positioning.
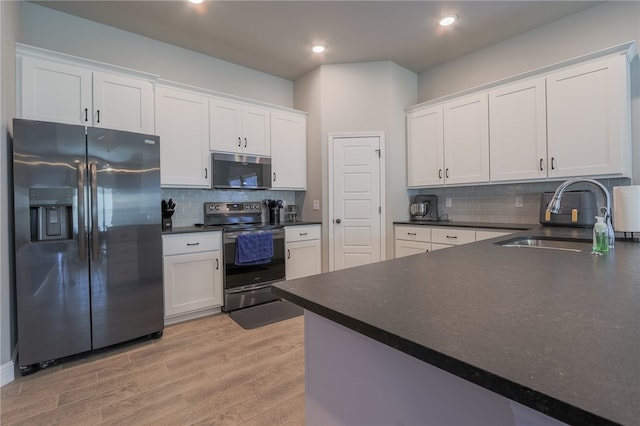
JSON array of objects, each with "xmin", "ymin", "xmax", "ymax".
[{"xmin": 0, "ymin": 313, "xmax": 305, "ymax": 425}]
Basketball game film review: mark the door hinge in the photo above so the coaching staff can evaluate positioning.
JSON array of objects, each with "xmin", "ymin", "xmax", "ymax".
[{"xmin": 375, "ymin": 149, "xmax": 381, "ymax": 158}]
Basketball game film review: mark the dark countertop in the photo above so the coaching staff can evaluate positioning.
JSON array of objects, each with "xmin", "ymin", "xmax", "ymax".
[
  {"xmin": 393, "ymin": 219, "xmax": 532, "ymax": 230},
  {"xmin": 272, "ymin": 225, "xmax": 640, "ymax": 426},
  {"xmin": 162, "ymin": 220, "xmax": 321, "ymax": 235}
]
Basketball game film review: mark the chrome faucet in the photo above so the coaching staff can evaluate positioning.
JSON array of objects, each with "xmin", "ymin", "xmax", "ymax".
[{"xmin": 546, "ymin": 178, "xmax": 615, "ymax": 247}]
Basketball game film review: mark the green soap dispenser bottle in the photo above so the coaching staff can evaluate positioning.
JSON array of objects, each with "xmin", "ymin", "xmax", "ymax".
[{"xmin": 592, "ymin": 216, "xmax": 609, "ymax": 254}]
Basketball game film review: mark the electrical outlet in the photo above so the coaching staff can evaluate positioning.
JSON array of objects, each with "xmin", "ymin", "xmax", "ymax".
[
  {"xmin": 446, "ymin": 198, "xmax": 452, "ymax": 208},
  {"xmin": 515, "ymin": 196, "xmax": 524, "ymax": 208},
  {"xmin": 312, "ymin": 200, "xmax": 320, "ymax": 210}
]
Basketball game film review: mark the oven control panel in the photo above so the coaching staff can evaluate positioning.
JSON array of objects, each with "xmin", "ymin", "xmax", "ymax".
[{"xmin": 204, "ymin": 201, "xmax": 262, "ymax": 215}]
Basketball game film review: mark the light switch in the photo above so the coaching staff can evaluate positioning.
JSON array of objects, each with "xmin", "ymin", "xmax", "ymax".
[
  {"xmin": 515, "ymin": 196, "xmax": 523, "ymax": 208},
  {"xmin": 445, "ymin": 198, "xmax": 452, "ymax": 208},
  {"xmin": 313, "ymin": 200, "xmax": 320, "ymax": 210}
]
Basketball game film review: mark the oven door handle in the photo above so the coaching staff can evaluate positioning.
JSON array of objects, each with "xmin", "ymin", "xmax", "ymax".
[{"xmin": 225, "ymin": 282, "xmax": 278, "ymax": 294}]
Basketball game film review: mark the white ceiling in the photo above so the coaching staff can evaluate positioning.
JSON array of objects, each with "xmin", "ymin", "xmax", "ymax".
[{"xmin": 32, "ymin": 1, "xmax": 601, "ymax": 81}]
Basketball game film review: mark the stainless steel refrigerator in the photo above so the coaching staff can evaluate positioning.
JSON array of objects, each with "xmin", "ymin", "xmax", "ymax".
[{"xmin": 12, "ymin": 119, "xmax": 163, "ymax": 372}]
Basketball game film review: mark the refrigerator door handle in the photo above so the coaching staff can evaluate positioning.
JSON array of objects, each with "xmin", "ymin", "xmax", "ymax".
[
  {"xmin": 76, "ymin": 161, "xmax": 87, "ymax": 261},
  {"xmin": 90, "ymin": 162, "xmax": 99, "ymax": 261}
]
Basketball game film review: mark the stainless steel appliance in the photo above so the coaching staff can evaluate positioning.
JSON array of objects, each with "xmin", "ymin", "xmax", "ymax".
[
  {"xmin": 211, "ymin": 153, "xmax": 271, "ymax": 190},
  {"xmin": 204, "ymin": 202, "xmax": 285, "ymax": 312},
  {"xmin": 12, "ymin": 119, "xmax": 163, "ymax": 373},
  {"xmin": 410, "ymin": 194, "xmax": 439, "ymax": 221},
  {"xmin": 539, "ymin": 190, "xmax": 597, "ymax": 227}
]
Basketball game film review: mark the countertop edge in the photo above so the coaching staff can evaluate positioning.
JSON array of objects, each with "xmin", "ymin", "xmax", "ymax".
[{"xmin": 271, "ymin": 286, "xmax": 617, "ymax": 426}]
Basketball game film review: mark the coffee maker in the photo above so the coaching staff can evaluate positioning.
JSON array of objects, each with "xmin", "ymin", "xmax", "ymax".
[{"xmin": 410, "ymin": 194, "xmax": 439, "ymax": 221}]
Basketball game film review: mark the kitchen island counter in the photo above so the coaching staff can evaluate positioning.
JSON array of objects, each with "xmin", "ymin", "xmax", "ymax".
[{"xmin": 272, "ymin": 225, "xmax": 639, "ymax": 425}]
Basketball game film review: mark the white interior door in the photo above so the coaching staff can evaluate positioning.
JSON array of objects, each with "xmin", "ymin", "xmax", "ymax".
[{"xmin": 331, "ymin": 135, "xmax": 383, "ymax": 271}]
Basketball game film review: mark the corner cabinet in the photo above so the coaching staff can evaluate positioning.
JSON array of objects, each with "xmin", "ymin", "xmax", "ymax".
[
  {"xmin": 155, "ymin": 85, "xmax": 211, "ymax": 188},
  {"xmin": 19, "ymin": 53, "xmax": 155, "ymax": 134},
  {"xmin": 209, "ymin": 98, "xmax": 271, "ymax": 156},
  {"xmin": 162, "ymin": 232, "xmax": 223, "ymax": 324},
  {"xmin": 285, "ymin": 225, "xmax": 321, "ymax": 280},
  {"xmin": 271, "ymin": 111, "xmax": 307, "ymax": 190}
]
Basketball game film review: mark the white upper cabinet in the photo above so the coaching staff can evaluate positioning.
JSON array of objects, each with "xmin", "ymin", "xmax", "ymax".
[
  {"xmin": 489, "ymin": 77, "xmax": 548, "ymax": 182},
  {"xmin": 92, "ymin": 71, "xmax": 154, "ymax": 134},
  {"xmin": 20, "ymin": 56, "xmax": 92, "ymax": 126},
  {"xmin": 546, "ymin": 54, "xmax": 631, "ymax": 179},
  {"xmin": 19, "ymin": 55, "xmax": 154, "ymax": 134},
  {"xmin": 155, "ymin": 86, "xmax": 210, "ymax": 188},
  {"xmin": 209, "ymin": 98, "xmax": 271, "ymax": 156},
  {"xmin": 407, "ymin": 106, "xmax": 444, "ymax": 187},
  {"xmin": 271, "ymin": 111, "xmax": 307, "ymax": 190},
  {"xmin": 443, "ymin": 93, "xmax": 490, "ymax": 185},
  {"xmin": 407, "ymin": 93, "xmax": 489, "ymax": 187}
]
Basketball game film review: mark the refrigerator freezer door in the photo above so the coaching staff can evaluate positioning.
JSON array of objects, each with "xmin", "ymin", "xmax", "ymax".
[
  {"xmin": 86, "ymin": 127, "xmax": 163, "ymax": 349},
  {"xmin": 13, "ymin": 119, "xmax": 92, "ymax": 366}
]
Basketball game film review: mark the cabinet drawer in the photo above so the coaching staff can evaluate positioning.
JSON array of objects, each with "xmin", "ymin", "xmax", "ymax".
[
  {"xmin": 431, "ymin": 228, "xmax": 475, "ymax": 245},
  {"xmin": 395, "ymin": 225, "xmax": 431, "ymax": 242},
  {"xmin": 286, "ymin": 225, "xmax": 321, "ymax": 242},
  {"xmin": 163, "ymin": 232, "xmax": 221, "ymax": 255}
]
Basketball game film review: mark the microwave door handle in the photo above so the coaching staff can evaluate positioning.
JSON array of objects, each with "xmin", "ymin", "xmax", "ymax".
[
  {"xmin": 90, "ymin": 162, "xmax": 99, "ymax": 261},
  {"xmin": 76, "ymin": 161, "xmax": 87, "ymax": 261}
]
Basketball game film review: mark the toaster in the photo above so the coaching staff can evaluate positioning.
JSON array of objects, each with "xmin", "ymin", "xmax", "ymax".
[{"xmin": 539, "ymin": 190, "xmax": 598, "ymax": 227}]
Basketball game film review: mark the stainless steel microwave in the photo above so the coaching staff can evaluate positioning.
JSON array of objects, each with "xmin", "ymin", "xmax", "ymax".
[{"xmin": 211, "ymin": 153, "xmax": 272, "ymax": 190}]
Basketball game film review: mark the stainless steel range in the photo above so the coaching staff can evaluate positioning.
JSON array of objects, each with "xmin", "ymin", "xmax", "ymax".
[{"xmin": 204, "ymin": 202, "xmax": 285, "ymax": 312}]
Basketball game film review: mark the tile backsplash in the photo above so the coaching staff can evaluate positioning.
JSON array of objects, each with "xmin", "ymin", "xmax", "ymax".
[
  {"xmin": 411, "ymin": 178, "xmax": 631, "ymax": 224},
  {"xmin": 161, "ymin": 188, "xmax": 297, "ymax": 227}
]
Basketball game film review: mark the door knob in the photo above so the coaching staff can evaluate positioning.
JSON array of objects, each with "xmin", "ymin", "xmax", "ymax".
[{"xmin": 335, "ymin": 218, "xmax": 342, "ymax": 224}]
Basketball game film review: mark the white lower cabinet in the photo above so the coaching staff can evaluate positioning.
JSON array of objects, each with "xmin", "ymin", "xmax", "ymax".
[
  {"xmin": 394, "ymin": 225, "xmax": 431, "ymax": 258},
  {"xmin": 286, "ymin": 225, "xmax": 321, "ymax": 280},
  {"xmin": 162, "ymin": 232, "xmax": 222, "ymax": 324},
  {"xmin": 394, "ymin": 225, "xmax": 515, "ymax": 257}
]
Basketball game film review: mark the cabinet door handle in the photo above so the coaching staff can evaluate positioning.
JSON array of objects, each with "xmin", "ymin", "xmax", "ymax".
[
  {"xmin": 244, "ymin": 137, "xmax": 248, "ymax": 148},
  {"xmin": 407, "ymin": 232, "xmax": 417, "ymax": 236},
  {"xmin": 445, "ymin": 169, "xmax": 449, "ymax": 179},
  {"xmin": 551, "ymin": 157, "xmax": 556, "ymax": 170},
  {"xmin": 204, "ymin": 168, "xmax": 208, "ymax": 179},
  {"xmin": 446, "ymin": 235, "xmax": 458, "ymax": 239},
  {"xmin": 186, "ymin": 242, "xmax": 200, "ymax": 246},
  {"xmin": 300, "ymin": 232, "xmax": 307, "ymax": 236},
  {"xmin": 539, "ymin": 158, "xmax": 544, "ymax": 171},
  {"xmin": 237, "ymin": 137, "xmax": 241, "ymax": 147},
  {"xmin": 84, "ymin": 108, "xmax": 88, "ymax": 122},
  {"xmin": 96, "ymin": 110, "xmax": 100, "ymax": 123},
  {"xmin": 215, "ymin": 258, "xmax": 219, "ymax": 270},
  {"xmin": 287, "ymin": 249, "xmax": 291, "ymax": 259},
  {"xmin": 273, "ymin": 172, "xmax": 276, "ymax": 182},
  {"xmin": 439, "ymin": 169, "xmax": 442, "ymax": 179}
]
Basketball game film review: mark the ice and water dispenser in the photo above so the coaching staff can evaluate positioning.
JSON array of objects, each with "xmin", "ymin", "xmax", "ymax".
[{"xmin": 29, "ymin": 188, "xmax": 73, "ymax": 241}]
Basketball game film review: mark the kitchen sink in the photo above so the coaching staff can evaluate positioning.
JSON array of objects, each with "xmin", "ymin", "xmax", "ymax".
[{"xmin": 496, "ymin": 236, "xmax": 592, "ymax": 252}]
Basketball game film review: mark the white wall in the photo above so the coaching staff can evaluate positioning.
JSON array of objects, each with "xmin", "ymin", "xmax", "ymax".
[
  {"xmin": 1, "ymin": 0, "xmax": 21, "ymax": 385},
  {"xmin": 295, "ymin": 61, "xmax": 416, "ymax": 268},
  {"xmin": 20, "ymin": 2, "xmax": 293, "ymax": 107},
  {"xmin": 418, "ymin": 1, "xmax": 640, "ymax": 184}
]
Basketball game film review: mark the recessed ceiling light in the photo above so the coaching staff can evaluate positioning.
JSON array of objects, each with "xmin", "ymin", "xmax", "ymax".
[
  {"xmin": 188, "ymin": 0, "xmax": 204, "ymax": 4},
  {"xmin": 311, "ymin": 44, "xmax": 326, "ymax": 54},
  {"xmin": 438, "ymin": 15, "xmax": 458, "ymax": 27}
]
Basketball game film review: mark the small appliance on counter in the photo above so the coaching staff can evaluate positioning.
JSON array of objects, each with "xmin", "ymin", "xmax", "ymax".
[
  {"xmin": 285, "ymin": 204, "xmax": 299, "ymax": 222},
  {"xmin": 613, "ymin": 186, "xmax": 640, "ymax": 237},
  {"xmin": 410, "ymin": 194, "xmax": 439, "ymax": 221},
  {"xmin": 539, "ymin": 190, "xmax": 597, "ymax": 227}
]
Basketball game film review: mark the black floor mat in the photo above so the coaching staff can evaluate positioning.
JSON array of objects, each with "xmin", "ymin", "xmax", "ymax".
[{"xmin": 228, "ymin": 300, "xmax": 303, "ymax": 330}]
